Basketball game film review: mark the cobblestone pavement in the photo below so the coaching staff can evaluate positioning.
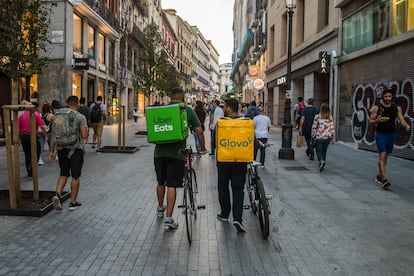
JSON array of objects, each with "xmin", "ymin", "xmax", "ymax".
[{"xmin": 0, "ymin": 117, "xmax": 414, "ymax": 275}]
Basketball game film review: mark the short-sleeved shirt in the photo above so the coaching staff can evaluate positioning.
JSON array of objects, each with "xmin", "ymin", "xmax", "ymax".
[
  {"xmin": 18, "ymin": 110, "xmax": 44, "ymax": 134},
  {"xmin": 89, "ymin": 102, "xmax": 106, "ymax": 121},
  {"xmin": 154, "ymin": 103, "xmax": 201, "ymax": 160},
  {"xmin": 253, "ymin": 114, "xmax": 271, "ymax": 139}
]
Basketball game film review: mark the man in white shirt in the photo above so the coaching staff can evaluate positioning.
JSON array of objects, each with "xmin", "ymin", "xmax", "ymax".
[
  {"xmin": 209, "ymin": 100, "xmax": 223, "ymax": 155},
  {"xmin": 253, "ymin": 107, "xmax": 271, "ymax": 167}
]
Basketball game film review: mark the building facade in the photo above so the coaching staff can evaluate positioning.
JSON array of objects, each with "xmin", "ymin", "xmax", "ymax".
[
  {"xmin": 208, "ymin": 41, "xmax": 221, "ymax": 101},
  {"xmin": 219, "ymin": 62, "xmax": 233, "ymax": 96},
  {"xmin": 191, "ymin": 27, "xmax": 211, "ymax": 103},
  {"xmin": 336, "ymin": 0, "xmax": 414, "ymax": 159}
]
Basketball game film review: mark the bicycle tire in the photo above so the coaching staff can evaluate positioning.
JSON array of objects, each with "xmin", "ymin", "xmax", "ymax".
[
  {"xmin": 256, "ymin": 179, "xmax": 270, "ymax": 239},
  {"xmin": 191, "ymin": 168, "xmax": 198, "ymax": 219},
  {"xmin": 246, "ymin": 168, "xmax": 257, "ymax": 214},
  {"xmin": 184, "ymin": 172, "xmax": 194, "ymax": 244}
]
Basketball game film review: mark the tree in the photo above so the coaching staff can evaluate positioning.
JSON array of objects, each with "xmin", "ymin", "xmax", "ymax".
[
  {"xmin": 0, "ymin": 0, "xmax": 53, "ymax": 83},
  {"xmin": 134, "ymin": 22, "xmax": 178, "ymax": 97}
]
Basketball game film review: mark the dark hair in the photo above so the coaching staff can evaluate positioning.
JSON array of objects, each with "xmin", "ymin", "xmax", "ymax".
[
  {"xmin": 298, "ymin": 97, "xmax": 303, "ymax": 102},
  {"xmin": 307, "ymin": 98, "xmax": 314, "ymax": 105},
  {"xmin": 224, "ymin": 98, "xmax": 239, "ymax": 113},
  {"xmin": 97, "ymin": 95, "xmax": 103, "ymax": 101},
  {"xmin": 382, "ymin": 88, "xmax": 393, "ymax": 98},
  {"xmin": 67, "ymin": 96, "xmax": 79, "ymax": 106},
  {"xmin": 41, "ymin": 103, "xmax": 51, "ymax": 114},
  {"xmin": 251, "ymin": 101, "xmax": 257, "ymax": 106},
  {"xmin": 80, "ymin": 97, "xmax": 86, "ymax": 104}
]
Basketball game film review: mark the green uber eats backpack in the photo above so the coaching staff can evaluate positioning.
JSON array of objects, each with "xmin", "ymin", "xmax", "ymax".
[
  {"xmin": 145, "ymin": 103, "xmax": 188, "ymax": 144},
  {"xmin": 53, "ymin": 108, "xmax": 79, "ymax": 158}
]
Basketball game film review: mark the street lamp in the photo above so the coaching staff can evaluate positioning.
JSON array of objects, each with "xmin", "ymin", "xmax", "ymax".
[{"xmin": 279, "ymin": 0, "xmax": 296, "ymax": 160}]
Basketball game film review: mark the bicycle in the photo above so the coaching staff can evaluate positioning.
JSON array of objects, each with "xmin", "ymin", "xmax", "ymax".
[
  {"xmin": 177, "ymin": 146, "xmax": 205, "ymax": 244},
  {"xmin": 245, "ymin": 160, "xmax": 272, "ymax": 239}
]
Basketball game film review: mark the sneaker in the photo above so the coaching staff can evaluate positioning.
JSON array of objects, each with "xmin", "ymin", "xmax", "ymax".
[
  {"xmin": 209, "ymin": 152, "xmax": 215, "ymax": 156},
  {"xmin": 216, "ymin": 213, "xmax": 229, "ymax": 222},
  {"xmin": 319, "ymin": 161, "xmax": 325, "ymax": 172},
  {"xmin": 68, "ymin": 201, "xmax": 82, "ymax": 211},
  {"xmin": 309, "ymin": 155, "xmax": 315, "ymax": 161},
  {"xmin": 259, "ymin": 163, "xmax": 265, "ymax": 168},
  {"xmin": 382, "ymin": 179, "xmax": 391, "ymax": 190},
  {"xmin": 157, "ymin": 206, "xmax": 166, "ymax": 218},
  {"xmin": 233, "ymin": 221, "xmax": 246, "ymax": 233},
  {"xmin": 92, "ymin": 144, "xmax": 95, "ymax": 149},
  {"xmin": 164, "ymin": 218, "xmax": 178, "ymax": 231},
  {"xmin": 52, "ymin": 194, "xmax": 62, "ymax": 210},
  {"xmin": 375, "ymin": 175, "xmax": 384, "ymax": 185},
  {"xmin": 38, "ymin": 158, "xmax": 45, "ymax": 165}
]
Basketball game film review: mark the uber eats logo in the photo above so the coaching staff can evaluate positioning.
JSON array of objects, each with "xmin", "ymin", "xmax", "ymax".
[
  {"xmin": 153, "ymin": 117, "xmax": 174, "ymax": 132},
  {"xmin": 220, "ymin": 136, "xmax": 254, "ymax": 147}
]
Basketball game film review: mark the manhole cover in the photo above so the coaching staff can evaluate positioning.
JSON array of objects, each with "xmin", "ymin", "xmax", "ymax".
[{"xmin": 283, "ymin": 166, "xmax": 308, "ymax": 171}]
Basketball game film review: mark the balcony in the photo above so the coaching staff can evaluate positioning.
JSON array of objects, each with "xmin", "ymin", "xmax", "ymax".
[
  {"xmin": 129, "ymin": 24, "xmax": 145, "ymax": 47},
  {"xmin": 84, "ymin": 0, "xmax": 121, "ymax": 32},
  {"xmin": 133, "ymin": 0, "xmax": 148, "ymax": 17}
]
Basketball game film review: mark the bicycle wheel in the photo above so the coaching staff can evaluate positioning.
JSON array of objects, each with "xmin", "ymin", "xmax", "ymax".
[
  {"xmin": 246, "ymin": 169, "xmax": 257, "ymax": 214},
  {"xmin": 184, "ymin": 172, "xmax": 194, "ymax": 244},
  {"xmin": 256, "ymin": 179, "xmax": 270, "ymax": 239},
  {"xmin": 191, "ymin": 168, "xmax": 198, "ymax": 219}
]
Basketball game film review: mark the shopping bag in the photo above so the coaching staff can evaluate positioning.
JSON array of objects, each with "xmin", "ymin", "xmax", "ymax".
[{"xmin": 296, "ymin": 134, "xmax": 304, "ymax": 148}]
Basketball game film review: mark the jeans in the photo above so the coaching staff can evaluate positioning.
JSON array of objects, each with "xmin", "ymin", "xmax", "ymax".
[
  {"xmin": 305, "ymin": 136, "xmax": 315, "ymax": 157},
  {"xmin": 254, "ymin": 138, "xmax": 267, "ymax": 165},
  {"xmin": 315, "ymin": 138, "xmax": 331, "ymax": 162},
  {"xmin": 210, "ymin": 128, "xmax": 216, "ymax": 153},
  {"xmin": 193, "ymin": 133, "xmax": 201, "ymax": 151},
  {"xmin": 217, "ymin": 162, "xmax": 247, "ymax": 222}
]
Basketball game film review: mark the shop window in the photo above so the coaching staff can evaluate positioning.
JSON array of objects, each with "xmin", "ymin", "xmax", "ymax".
[
  {"xmin": 73, "ymin": 14, "xmax": 82, "ymax": 55},
  {"xmin": 98, "ymin": 81, "xmax": 105, "ymax": 102},
  {"xmin": 393, "ymin": 0, "xmax": 414, "ymax": 34},
  {"xmin": 72, "ymin": 74, "xmax": 82, "ymax": 98}
]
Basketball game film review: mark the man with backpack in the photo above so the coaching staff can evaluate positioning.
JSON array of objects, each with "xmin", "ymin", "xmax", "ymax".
[
  {"xmin": 244, "ymin": 100, "xmax": 259, "ymax": 118},
  {"xmin": 89, "ymin": 96, "xmax": 106, "ymax": 152},
  {"xmin": 49, "ymin": 96, "xmax": 88, "ymax": 211}
]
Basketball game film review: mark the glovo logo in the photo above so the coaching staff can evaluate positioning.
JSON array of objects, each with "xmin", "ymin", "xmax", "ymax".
[{"xmin": 219, "ymin": 136, "xmax": 254, "ymax": 148}]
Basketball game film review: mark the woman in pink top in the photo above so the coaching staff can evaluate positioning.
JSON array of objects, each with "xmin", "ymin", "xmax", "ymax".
[
  {"xmin": 17, "ymin": 101, "xmax": 48, "ymax": 177},
  {"xmin": 312, "ymin": 103, "xmax": 335, "ymax": 172}
]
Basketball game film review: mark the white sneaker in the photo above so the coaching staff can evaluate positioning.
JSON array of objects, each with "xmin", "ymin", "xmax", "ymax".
[
  {"xmin": 164, "ymin": 218, "xmax": 178, "ymax": 231},
  {"xmin": 38, "ymin": 158, "xmax": 45, "ymax": 165}
]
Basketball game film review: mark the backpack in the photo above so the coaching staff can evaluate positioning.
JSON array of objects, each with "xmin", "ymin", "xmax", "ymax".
[
  {"xmin": 297, "ymin": 102, "xmax": 305, "ymax": 117},
  {"xmin": 90, "ymin": 103, "xmax": 102, "ymax": 122},
  {"xmin": 249, "ymin": 107, "xmax": 257, "ymax": 119},
  {"xmin": 53, "ymin": 108, "xmax": 79, "ymax": 148}
]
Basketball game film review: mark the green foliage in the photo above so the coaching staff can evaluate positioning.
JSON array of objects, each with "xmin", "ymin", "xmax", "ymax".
[
  {"xmin": 134, "ymin": 22, "xmax": 178, "ymax": 96},
  {"xmin": 0, "ymin": 0, "xmax": 53, "ymax": 78}
]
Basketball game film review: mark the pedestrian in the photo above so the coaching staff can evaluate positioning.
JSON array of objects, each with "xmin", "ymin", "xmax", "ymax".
[
  {"xmin": 193, "ymin": 100, "xmax": 206, "ymax": 154},
  {"xmin": 253, "ymin": 106, "xmax": 271, "ymax": 167},
  {"xmin": 133, "ymin": 103, "xmax": 139, "ymax": 125},
  {"xmin": 78, "ymin": 97, "xmax": 90, "ymax": 144},
  {"xmin": 216, "ymin": 98, "xmax": 247, "ymax": 232},
  {"xmin": 154, "ymin": 87, "xmax": 207, "ymax": 231},
  {"xmin": 312, "ymin": 103, "xmax": 335, "ymax": 172},
  {"xmin": 89, "ymin": 96, "xmax": 106, "ymax": 152},
  {"xmin": 209, "ymin": 100, "xmax": 223, "ymax": 155},
  {"xmin": 40, "ymin": 101, "xmax": 53, "ymax": 153},
  {"xmin": 369, "ymin": 88, "xmax": 411, "ymax": 189},
  {"xmin": 294, "ymin": 96, "xmax": 305, "ymax": 129},
  {"xmin": 299, "ymin": 98, "xmax": 319, "ymax": 160},
  {"xmin": 50, "ymin": 96, "xmax": 88, "ymax": 211},
  {"xmin": 17, "ymin": 101, "xmax": 48, "ymax": 177},
  {"xmin": 244, "ymin": 100, "xmax": 259, "ymax": 118}
]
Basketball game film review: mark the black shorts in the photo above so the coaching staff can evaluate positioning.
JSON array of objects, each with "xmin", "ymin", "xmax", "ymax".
[
  {"xmin": 57, "ymin": 149, "xmax": 84, "ymax": 178},
  {"xmin": 154, "ymin": 157, "xmax": 184, "ymax": 188}
]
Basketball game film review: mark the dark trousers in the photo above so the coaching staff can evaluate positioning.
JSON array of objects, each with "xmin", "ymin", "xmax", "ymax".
[
  {"xmin": 254, "ymin": 138, "xmax": 268, "ymax": 165},
  {"xmin": 304, "ymin": 135, "xmax": 315, "ymax": 158},
  {"xmin": 210, "ymin": 128, "xmax": 216, "ymax": 153},
  {"xmin": 21, "ymin": 134, "xmax": 40, "ymax": 176},
  {"xmin": 217, "ymin": 162, "xmax": 247, "ymax": 222}
]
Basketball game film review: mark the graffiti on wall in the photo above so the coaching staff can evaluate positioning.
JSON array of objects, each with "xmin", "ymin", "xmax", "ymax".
[{"xmin": 351, "ymin": 80, "xmax": 413, "ymax": 150}]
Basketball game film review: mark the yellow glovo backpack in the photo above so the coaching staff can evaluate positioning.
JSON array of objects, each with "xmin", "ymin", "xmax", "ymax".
[{"xmin": 216, "ymin": 117, "xmax": 255, "ymax": 162}]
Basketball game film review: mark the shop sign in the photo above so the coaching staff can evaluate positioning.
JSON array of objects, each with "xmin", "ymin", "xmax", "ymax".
[
  {"xmin": 319, "ymin": 51, "xmax": 330, "ymax": 74},
  {"xmin": 73, "ymin": 58, "xmax": 89, "ymax": 70},
  {"xmin": 277, "ymin": 76, "xmax": 286, "ymax": 86},
  {"xmin": 253, "ymin": 78, "xmax": 265, "ymax": 91}
]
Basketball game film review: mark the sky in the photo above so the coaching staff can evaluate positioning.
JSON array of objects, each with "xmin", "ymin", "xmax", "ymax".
[{"xmin": 161, "ymin": 0, "xmax": 234, "ymax": 64}]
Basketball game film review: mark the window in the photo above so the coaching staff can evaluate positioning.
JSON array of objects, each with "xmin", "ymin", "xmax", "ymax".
[
  {"xmin": 342, "ymin": 0, "xmax": 390, "ymax": 55},
  {"xmin": 88, "ymin": 25, "xmax": 95, "ymax": 58},
  {"xmin": 73, "ymin": 14, "xmax": 82, "ymax": 55},
  {"xmin": 98, "ymin": 33, "xmax": 105, "ymax": 64},
  {"xmin": 269, "ymin": 25, "xmax": 274, "ymax": 63},
  {"xmin": 72, "ymin": 74, "xmax": 82, "ymax": 98},
  {"xmin": 393, "ymin": 0, "xmax": 414, "ymax": 35},
  {"xmin": 317, "ymin": 0, "xmax": 329, "ymax": 31}
]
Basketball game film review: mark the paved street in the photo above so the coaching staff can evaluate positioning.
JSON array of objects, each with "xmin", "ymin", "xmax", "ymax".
[{"xmin": 0, "ymin": 117, "xmax": 414, "ymax": 275}]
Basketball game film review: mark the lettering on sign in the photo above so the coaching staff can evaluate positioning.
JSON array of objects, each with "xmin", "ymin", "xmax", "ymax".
[
  {"xmin": 219, "ymin": 136, "xmax": 254, "ymax": 147},
  {"xmin": 153, "ymin": 117, "xmax": 174, "ymax": 132},
  {"xmin": 319, "ymin": 51, "xmax": 330, "ymax": 74}
]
